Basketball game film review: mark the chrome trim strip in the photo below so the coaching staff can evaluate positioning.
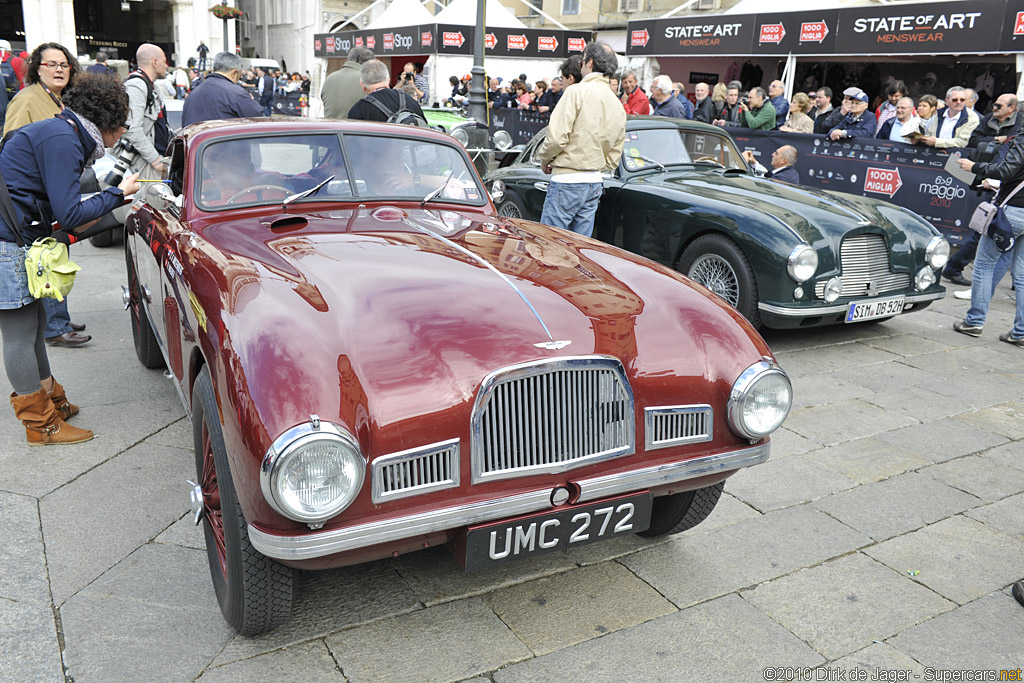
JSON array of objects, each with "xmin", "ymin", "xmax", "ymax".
[
  {"xmin": 575, "ymin": 442, "xmax": 770, "ymax": 503},
  {"xmin": 371, "ymin": 438, "xmax": 461, "ymax": 504},
  {"xmin": 757, "ymin": 290, "xmax": 944, "ymax": 317},
  {"xmin": 247, "ymin": 442, "xmax": 769, "ymax": 561},
  {"xmin": 644, "ymin": 404, "xmax": 713, "ymax": 451},
  {"xmin": 403, "ymin": 216, "xmax": 554, "ymax": 341}
]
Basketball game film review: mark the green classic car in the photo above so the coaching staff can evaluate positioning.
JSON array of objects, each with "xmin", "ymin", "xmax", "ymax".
[
  {"xmin": 484, "ymin": 117, "xmax": 950, "ymax": 330},
  {"xmin": 422, "ymin": 106, "xmax": 513, "ymax": 152}
]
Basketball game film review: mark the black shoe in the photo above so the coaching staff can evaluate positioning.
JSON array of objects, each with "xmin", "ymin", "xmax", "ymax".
[
  {"xmin": 999, "ymin": 332, "xmax": 1024, "ymax": 348},
  {"xmin": 45, "ymin": 331, "xmax": 92, "ymax": 347},
  {"xmin": 70, "ymin": 322, "xmax": 86, "ymax": 332},
  {"xmin": 953, "ymin": 321, "xmax": 983, "ymax": 337},
  {"xmin": 943, "ymin": 271, "xmax": 971, "ymax": 287},
  {"xmin": 1013, "ymin": 581, "xmax": 1024, "ymax": 608}
]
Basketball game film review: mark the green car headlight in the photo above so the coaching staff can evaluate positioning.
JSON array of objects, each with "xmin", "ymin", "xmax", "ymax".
[
  {"xmin": 925, "ymin": 236, "xmax": 950, "ymax": 270},
  {"xmin": 787, "ymin": 245, "xmax": 818, "ymax": 283}
]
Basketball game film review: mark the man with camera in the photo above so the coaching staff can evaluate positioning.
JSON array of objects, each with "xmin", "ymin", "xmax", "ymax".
[
  {"xmin": 123, "ymin": 44, "xmax": 170, "ymax": 182},
  {"xmin": 738, "ymin": 87, "xmax": 776, "ymax": 130}
]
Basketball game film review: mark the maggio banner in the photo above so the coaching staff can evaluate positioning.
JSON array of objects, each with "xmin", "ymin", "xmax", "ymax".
[{"xmin": 730, "ymin": 130, "xmax": 984, "ymax": 245}]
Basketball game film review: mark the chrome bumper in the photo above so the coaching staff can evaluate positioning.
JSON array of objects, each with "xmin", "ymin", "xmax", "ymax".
[
  {"xmin": 248, "ymin": 442, "xmax": 770, "ymax": 561},
  {"xmin": 758, "ymin": 290, "xmax": 945, "ymax": 318}
]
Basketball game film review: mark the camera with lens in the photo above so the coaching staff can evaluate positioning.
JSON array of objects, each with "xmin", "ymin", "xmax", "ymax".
[
  {"xmin": 104, "ymin": 137, "xmax": 138, "ymax": 187},
  {"xmin": 404, "ymin": 72, "xmax": 414, "ymax": 82}
]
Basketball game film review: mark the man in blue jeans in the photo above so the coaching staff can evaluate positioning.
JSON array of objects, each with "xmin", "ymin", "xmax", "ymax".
[
  {"xmin": 536, "ymin": 42, "xmax": 625, "ymax": 239},
  {"xmin": 953, "ymin": 154, "xmax": 1024, "ymax": 346}
]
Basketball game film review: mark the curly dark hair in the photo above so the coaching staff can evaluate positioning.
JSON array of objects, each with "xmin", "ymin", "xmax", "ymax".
[
  {"xmin": 62, "ymin": 74, "xmax": 131, "ymax": 132},
  {"xmin": 25, "ymin": 42, "xmax": 79, "ymax": 88}
]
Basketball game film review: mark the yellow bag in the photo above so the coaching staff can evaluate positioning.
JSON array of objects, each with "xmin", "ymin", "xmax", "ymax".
[{"xmin": 24, "ymin": 237, "xmax": 81, "ymax": 302}]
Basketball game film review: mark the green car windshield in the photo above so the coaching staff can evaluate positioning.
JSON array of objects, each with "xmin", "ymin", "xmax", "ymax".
[{"xmin": 622, "ymin": 127, "xmax": 747, "ymax": 172}]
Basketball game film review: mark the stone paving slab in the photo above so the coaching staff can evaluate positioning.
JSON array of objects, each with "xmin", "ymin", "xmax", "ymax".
[
  {"xmin": 965, "ymin": 492, "xmax": 1024, "ymax": 535},
  {"xmin": 924, "ymin": 452, "xmax": 1024, "ymax": 502},
  {"xmin": 491, "ymin": 594, "xmax": 824, "ymax": 683},
  {"xmin": 811, "ymin": 472, "xmax": 981, "ymax": 541},
  {"xmin": 875, "ymin": 417, "xmax": 1009, "ymax": 464},
  {"xmin": 789, "ymin": 373, "xmax": 872, "ymax": 410},
  {"xmin": 0, "ymin": 492, "xmax": 50, "ymax": 606},
  {"xmin": 725, "ymin": 453, "xmax": 858, "ymax": 512},
  {"xmin": 829, "ymin": 642, "xmax": 923, "ymax": 677},
  {"xmin": 802, "ymin": 437, "xmax": 929, "ymax": 485},
  {"xmin": 742, "ymin": 553, "xmax": 954, "ymax": 660},
  {"xmin": 40, "ymin": 441, "xmax": 193, "ymax": 606},
  {"xmin": 481, "ymin": 561, "xmax": 675, "ymax": 655},
  {"xmin": 782, "ymin": 399, "xmax": 918, "ymax": 447},
  {"xmin": 198, "ymin": 640, "xmax": 347, "ymax": 682},
  {"xmin": 153, "ymin": 512, "xmax": 206, "ymax": 550},
  {"xmin": 888, "ymin": 590, "xmax": 1024, "ymax": 670},
  {"xmin": 326, "ymin": 598, "xmax": 531, "ymax": 683},
  {"xmin": 767, "ymin": 426, "xmax": 821, "ymax": 457},
  {"xmin": 831, "ymin": 359, "xmax": 937, "ymax": 394},
  {"xmin": 865, "ymin": 516, "xmax": 1024, "ymax": 605},
  {"xmin": 145, "ymin": 417, "xmax": 192, "ymax": 450},
  {"xmin": 955, "ymin": 401, "xmax": 1024, "ymax": 440},
  {"xmin": 918, "ymin": 372, "xmax": 1024, "ymax": 411},
  {"xmin": 0, "ymin": 598, "xmax": 64, "ymax": 682},
  {"xmin": 861, "ymin": 333, "xmax": 952, "ymax": 357},
  {"xmin": 776, "ymin": 343, "xmax": 902, "ymax": 376},
  {"xmin": 621, "ymin": 506, "xmax": 869, "ymax": 608},
  {"xmin": 857, "ymin": 383, "xmax": 977, "ymax": 423},
  {"xmin": 979, "ymin": 441, "xmax": 1024, "ymax": 471}
]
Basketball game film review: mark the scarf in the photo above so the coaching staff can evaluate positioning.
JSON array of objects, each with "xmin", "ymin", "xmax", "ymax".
[{"xmin": 66, "ymin": 109, "xmax": 105, "ymax": 169}]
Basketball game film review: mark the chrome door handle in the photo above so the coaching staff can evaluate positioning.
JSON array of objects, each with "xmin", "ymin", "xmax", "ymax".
[{"xmin": 534, "ymin": 181, "xmax": 549, "ymax": 192}]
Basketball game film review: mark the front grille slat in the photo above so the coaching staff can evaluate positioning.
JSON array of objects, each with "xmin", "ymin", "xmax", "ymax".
[
  {"xmin": 814, "ymin": 233, "xmax": 911, "ymax": 298},
  {"xmin": 372, "ymin": 439, "xmax": 461, "ymax": 503},
  {"xmin": 644, "ymin": 405, "xmax": 714, "ymax": 451},
  {"xmin": 471, "ymin": 358, "xmax": 636, "ymax": 484}
]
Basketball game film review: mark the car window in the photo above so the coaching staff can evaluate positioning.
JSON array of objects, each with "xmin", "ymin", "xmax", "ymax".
[
  {"xmin": 622, "ymin": 128, "xmax": 745, "ymax": 172},
  {"xmin": 344, "ymin": 134, "xmax": 484, "ymax": 204},
  {"xmin": 196, "ymin": 134, "xmax": 350, "ymax": 210}
]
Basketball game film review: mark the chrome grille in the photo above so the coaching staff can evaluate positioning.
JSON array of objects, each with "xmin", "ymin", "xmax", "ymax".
[
  {"xmin": 372, "ymin": 439, "xmax": 460, "ymax": 503},
  {"xmin": 814, "ymin": 234, "xmax": 910, "ymax": 298},
  {"xmin": 645, "ymin": 405, "xmax": 713, "ymax": 451},
  {"xmin": 471, "ymin": 357, "xmax": 635, "ymax": 483}
]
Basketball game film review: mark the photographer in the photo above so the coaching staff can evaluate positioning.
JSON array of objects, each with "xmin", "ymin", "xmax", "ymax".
[
  {"xmin": 0, "ymin": 74, "xmax": 139, "ymax": 445},
  {"xmin": 738, "ymin": 87, "xmax": 776, "ymax": 130},
  {"xmin": 123, "ymin": 44, "xmax": 170, "ymax": 181}
]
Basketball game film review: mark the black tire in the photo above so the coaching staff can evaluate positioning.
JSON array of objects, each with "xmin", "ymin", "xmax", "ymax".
[
  {"xmin": 496, "ymin": 191, "xmax": 527, "ymax": 219},
  {"xmin": 679, "ymin": 234, "xmax": 761, "ymax": 329},
  {"xmin": 125, "ymin": 243, "xmax": 165, "ymax": 369},
  {"xmin": 193, "ymin": 366, "xmax": 293, "ymax": 635},
  {"xmin": 639, "ymin": 482, "xmax": 724, "ymax": 537}
]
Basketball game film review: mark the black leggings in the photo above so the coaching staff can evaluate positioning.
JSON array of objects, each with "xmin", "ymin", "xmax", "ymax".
[{"xmin": 0, "ymin": 299, "xmax": 51, "ymax": 395}]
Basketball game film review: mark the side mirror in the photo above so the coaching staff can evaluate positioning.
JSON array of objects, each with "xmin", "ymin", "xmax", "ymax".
[{"xmin": 147, "ymin": 182, "xmax": 181, "ymax": 211}]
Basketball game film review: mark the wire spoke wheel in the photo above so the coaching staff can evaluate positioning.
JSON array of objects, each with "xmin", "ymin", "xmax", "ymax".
[
  {"xmin": 689, "ymin": 254, "xmax": 740, "ymax": 307},
  {"xmin": 200, "ymin": 422, "xmax": 227, "ymax": 577},
  {"xmin": 498, "ymin": 201, "xmax": 522, "ymax": 218}
]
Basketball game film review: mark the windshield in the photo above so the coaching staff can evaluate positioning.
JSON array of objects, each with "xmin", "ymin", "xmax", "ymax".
[
  {"xmin": 621, "ymin": 127, "xmax": 747, "ymax": 172},
  {"xmin": 196, "ymin": 133, "xmax": 484, "ymax": 210}
]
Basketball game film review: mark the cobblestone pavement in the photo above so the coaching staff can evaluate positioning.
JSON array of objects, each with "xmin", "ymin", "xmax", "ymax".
[{"xmin": 2, "ymin": 241, "xmax": 1022, "ymax": 683}]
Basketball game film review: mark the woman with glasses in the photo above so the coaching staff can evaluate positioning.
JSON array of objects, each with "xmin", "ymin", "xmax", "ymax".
[
  {"xmin": 0, "ymin": 74, "xmax": 139, "ymax": 445},
  {"xmin": 3, "ymin": 43, "xmax": 78, "ymax": 135}
]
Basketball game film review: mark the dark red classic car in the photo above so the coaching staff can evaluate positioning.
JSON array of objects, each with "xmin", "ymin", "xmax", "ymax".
[{"xmin": 124, "ymin": 119, "xmax": 793, "ymax": 635}]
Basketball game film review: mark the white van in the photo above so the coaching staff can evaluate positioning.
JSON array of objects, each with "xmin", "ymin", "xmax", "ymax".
[{"xmin": 240, "ymin": 58, "xmax": 282, "ymax": 72}]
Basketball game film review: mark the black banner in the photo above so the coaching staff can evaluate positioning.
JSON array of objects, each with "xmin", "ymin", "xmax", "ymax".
[
  {"xmin": 315, "ymin": 26, "xmax": 588, "ymax": 59},
  {"xmin": 731, "ymin": 129, "xmax": 982, "ymax": 245},
  {"xmin": 628, "ymin": 0, "xmax": 1019, "ymax": 56},
  {"xmin": 489, "ymin": 108, "xmax": 548, "ymax": 147}
]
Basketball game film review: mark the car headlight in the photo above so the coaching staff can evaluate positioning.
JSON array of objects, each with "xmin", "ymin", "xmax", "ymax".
[
  {"xmin": 452, "ymin": 126, "xmax": 470, "ymax": 146},
  {"xmin": 823, "ymin": 276, "xmax": 843, "ymax": 303},
  {"xmin": 490, "ymin": 179, "xmax": 505, "ymax": 203},
  {"xmin": 261, "ymin": 419, "xmax": 365, "ymax": 524},
  {"xmin": 493, "ymin": 129, "xmax": 513, "ymax": 150},
  {"xmin": 925, "ymin": 236, "xmax": 950, "ymax": 270},
  {"xmin": 728, "ymin": 360, "xmax": 793, "ymax": 440},
  {"xmin": 787, "ymin": 245, "xmax": 818, "ymax": 283},
  {"xmin": 915, "ymin": 266, "xmax": 936, "ymax": 291}
]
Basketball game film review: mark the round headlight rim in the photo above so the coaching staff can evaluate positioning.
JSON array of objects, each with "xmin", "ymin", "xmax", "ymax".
[
  {"xmin": 727, "ymin": 360, "xmax": 793, "ymax": 441},
  {"xmin": 452, "ymin": 125, "xmax": 470, "ymax": 146},
  {"xmin": 787, "ymin": 244, "xmax": 818, "ymax": 283},
  {"xmin": 493, "ymin": 129, "xmax": 513, "ymax": 151},
  {"xmin": 260, "ymin": 422, "xmax": 365, "ymax": 524},
  {"xmin": 490, "ymin": 178, "xmax": 506, "ymax": 203},
  {"xmin": 914, "ymin": 265, "xmax": 937, "ymax": 292},
  {"xmin": 925, "ymin": 235, "xmax": 950, "ymax": 270},
  {"xmin": 823, "ymin": 276, "xmax": 843, "ymax": 303}
]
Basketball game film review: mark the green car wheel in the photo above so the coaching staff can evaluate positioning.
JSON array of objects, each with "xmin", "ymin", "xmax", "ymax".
[{"xmin": 681, "ymin": 234, "xmax": 761, "ymax": 329}]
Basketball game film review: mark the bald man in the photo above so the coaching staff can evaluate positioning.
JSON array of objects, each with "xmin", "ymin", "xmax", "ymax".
[
  {"xmin": 124, "ymin": 43, "xmax": 170, "ymax": 180},
  {"xmin": 743, "ymin": 145, "xmax": 800, "ymax": 184}
]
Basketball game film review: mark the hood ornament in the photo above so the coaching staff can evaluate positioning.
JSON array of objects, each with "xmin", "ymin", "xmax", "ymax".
[{"xmin": 534, "ymin": 340, "xmax": 572, "ymax": 350}]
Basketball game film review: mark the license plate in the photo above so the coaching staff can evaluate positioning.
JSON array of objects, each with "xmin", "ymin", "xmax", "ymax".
[
  {"xmin": 460, "ymin": 492, "xmax": 653, "ymax": 572},
  {"xmin": 845, "ymin": 296, "xmax": 906, "ymax": 323}
]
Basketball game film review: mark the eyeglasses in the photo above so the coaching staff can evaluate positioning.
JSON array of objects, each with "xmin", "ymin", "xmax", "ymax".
[
  {"xmin": 949, "ymin": 98, "xmax": 965, "ymax": 103},
  {"xmin": 42, "ymin": 61, "xmax": 70, "ymax": 70},
  {"xmin": 993, "ymin": 103, "xmax": 1005, "ymax": 110}
]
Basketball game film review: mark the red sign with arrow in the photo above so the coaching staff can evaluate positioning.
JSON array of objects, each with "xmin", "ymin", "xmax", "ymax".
[
  {"xmin": 484, "ymin": 33, "xmax": 496, "ymax": 49},
  {"xmin": 507, "ymin": 34, "xmax": 529, "ymax": 50},
  {"xmin": 442, "ymin": 31, "xmax": 465, "ymax": 48},
  {"xmin": 759, "ymin": 23, "xmax": 785, "ymax": 44},
  {"xmin": 630, "ymin": 29, "xmax": 649, "ymax": 47},
  {"xmin": 567, "ymin": 37, "xmax": 585, "ymax": 52},
  {"xmin": 800, "ymin": 20, "xmax": 829, "ymax": 43},
  {"xmin": 421, "ymin": 31, "xmax": 432, "ymax": 47},
  {"xmin": 537, "ymin": 35, "xmax": 559, "ymax": 51}
]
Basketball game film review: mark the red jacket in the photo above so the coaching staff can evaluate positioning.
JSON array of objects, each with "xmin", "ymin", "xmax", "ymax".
[{"xmin": 622, "ymin": 87, "xmax": 650, "ymax": 115}]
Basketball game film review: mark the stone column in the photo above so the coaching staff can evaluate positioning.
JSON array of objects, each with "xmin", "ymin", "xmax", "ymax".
[
  {"xmin": 23, "ymin": 0, "xmax": 78, "ymax": 55},
  {"xmin": 170, "ymin": 0, "xmax": 218, "ymax": 69}
]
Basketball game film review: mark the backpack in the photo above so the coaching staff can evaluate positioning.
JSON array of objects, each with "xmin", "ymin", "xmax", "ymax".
[
  {"xmin": 126, "ymin": 71, "xmax": 170, "ymax": 152},
  {"xmin": 365, "ymin": 91, "xmax": 428, "ymax": 127}
]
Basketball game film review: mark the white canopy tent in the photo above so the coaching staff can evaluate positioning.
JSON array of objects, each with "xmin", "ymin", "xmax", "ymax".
[
  {"xmin": 432, "ymin": 0, "xmax": 527, "ymax": 28},
  {"xmin": 366, "ymin": 0, "xmax": 435, "ymax": 29}
]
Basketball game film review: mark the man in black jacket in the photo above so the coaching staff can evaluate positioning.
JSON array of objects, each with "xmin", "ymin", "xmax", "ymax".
[
  {"xmin": 347, "ymin": 60, "xmax": 424, "ymax": 122},
  {"xmin": 969, "ymin": 94, "xmax": 1019, "ymax": 148},
  {"xmin": 182, "ymin": 53, "xmax": 262, "ymax": 127},
  {"xmin": 693, "ymin": 82, "xmax": 715, "ymax": 123}
]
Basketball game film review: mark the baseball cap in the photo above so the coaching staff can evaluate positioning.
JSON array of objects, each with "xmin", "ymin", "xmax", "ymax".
[
  {"xmin": 463, "ymin": 74, "xmax": 471, "ymax": 81},
  {"xmin": 843, "ymin": 87, "xmax": 868, "ymax": 102}
]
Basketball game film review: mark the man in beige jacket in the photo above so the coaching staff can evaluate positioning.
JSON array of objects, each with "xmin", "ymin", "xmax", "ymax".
[{"xmin": 536, "ymin": 42, "xmax": 625, "ymax": 238}]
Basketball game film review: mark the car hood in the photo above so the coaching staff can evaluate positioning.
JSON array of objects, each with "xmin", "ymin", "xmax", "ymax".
[
  {"xmin": 195, "ymin": 206, "xmax": 767, "ymax": 441},
  {"xmin": 632, "ymin": 170, "xmax": 933, "ymax": 246}
]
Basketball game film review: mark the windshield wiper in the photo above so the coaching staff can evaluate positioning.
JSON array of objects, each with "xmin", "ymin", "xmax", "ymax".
[
  {"xmin": 283, "ymin": 175, "xmax": 335, "ymax": 208},
  {"xmin": 421, "ymin": 171, "xmax": 454, "ymax": 207},
  {"xmin": 625, "ymin": 153, "xmax": 666, "ymax": 171}
]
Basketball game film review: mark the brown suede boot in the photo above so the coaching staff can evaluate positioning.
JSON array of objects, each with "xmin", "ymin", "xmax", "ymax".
[
  {"xmin": 47, "ymin": 378, "xmax": 78, "ymax": 421},
  {"xmin": 10, "ymin": 389, "xmax": 93, "ymax": 446}
]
